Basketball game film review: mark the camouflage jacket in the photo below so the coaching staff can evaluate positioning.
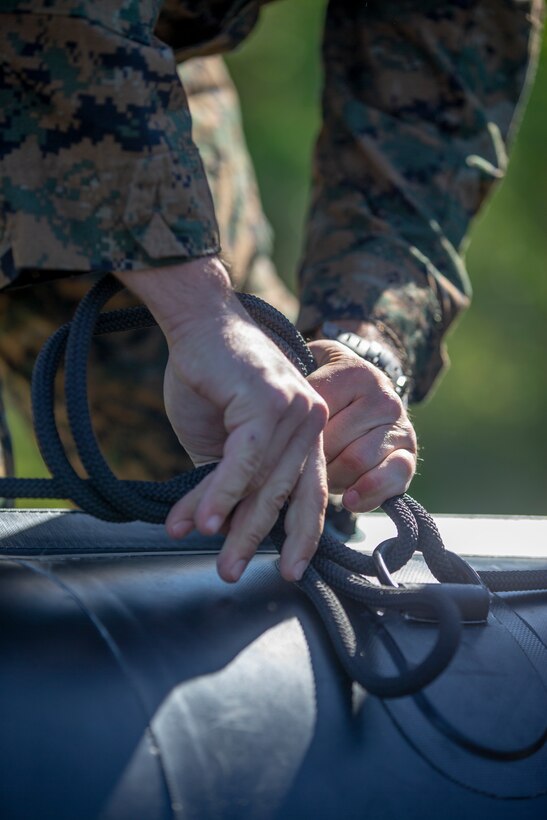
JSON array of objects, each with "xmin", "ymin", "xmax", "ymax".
[{"xmin": 0, "ymin": 0, "xmax": 543, "ymax": 400}]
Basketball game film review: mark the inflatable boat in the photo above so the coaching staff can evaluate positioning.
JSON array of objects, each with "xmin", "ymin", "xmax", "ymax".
[{"xmin": 1, "ymin": 508, "xmax": 546, "ymax": 819}]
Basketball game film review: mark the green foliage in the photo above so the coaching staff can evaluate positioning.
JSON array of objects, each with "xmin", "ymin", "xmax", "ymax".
[
  {"xmin": 226, "ymin": 0, "xmax": 325, "ymax": 281},
  {"xmin": 5, "ymin": 396, "xmax": 54, "ymax": 508},
  {"xmin": 411, "ymin": 29, "xmax": 547, "ymax": 514}
]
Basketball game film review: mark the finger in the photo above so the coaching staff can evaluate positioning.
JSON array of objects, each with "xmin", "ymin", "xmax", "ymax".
[
  {"xmin": 165, "ymin": 470, "xmax": 215, "ymax": 538},
  {"xmin": 193, "ymin": 418, "xmax": 276, "ymax": 535},
  {"xmin": 246, "ymin": 391, "xmax": 318, "ymax": 488},
  {"xmin": 321, "ymin": 390, "xmax": 404, "ymax": 463},
  {"xmin": 167, "ymin": 383, "xmax": 290, "ymax": 533},
  {"xmin": 278, "ymin": 439, "xmax": 328, "ymax": 582},
  {"xmin": 327, "ymin": 422, "xmax": 416, "ymax": 493},
  {"xmin": 342, "ymin": 449, "xmax": 416, "ymax": 513},
  {"xmin": 216, "ymin": 418, "xmax": 326, "ymax": 582},
  {"xmin": 195, "ymin": 395, "xmax": 326, "ymax": 536}
]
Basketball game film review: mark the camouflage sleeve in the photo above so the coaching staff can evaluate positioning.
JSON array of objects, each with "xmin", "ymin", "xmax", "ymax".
[
  {"xmin": 0, "ymin": 5, "xmax": 219, "ymax": 288},
  {"xmin": 297, "ymin": 0, "xmax": 544, "ymax": 402}
]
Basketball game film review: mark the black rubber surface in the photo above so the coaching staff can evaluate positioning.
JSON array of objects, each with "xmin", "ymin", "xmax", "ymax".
[{"xmin": 1, "ymin": 511, "xmax": 546, "ymax": 820}]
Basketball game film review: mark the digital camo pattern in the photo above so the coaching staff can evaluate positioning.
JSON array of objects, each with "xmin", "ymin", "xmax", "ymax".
[
  {"xmin": 0, "ymin": 0, "xmax": 543, "ymax": 482},
  {"xmin": 0, "ymin": 53, "xmax": 295, "ymax": 481},
  {"xmin": 0, "ymin": 6, "xmax": 219, "ymax": 283},
  {"xmin": 297, "ymin": 0, "xmax": 544, "ymax": 400}
]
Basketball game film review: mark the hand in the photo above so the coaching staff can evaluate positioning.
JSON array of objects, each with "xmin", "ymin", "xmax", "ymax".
[
  {"xmin": 116, "ymin": 258, "xmax": 328, "ymax": 583},
  {"xmin": 307, "ymin": 339, "xmax": 417, "ymax": 512}
]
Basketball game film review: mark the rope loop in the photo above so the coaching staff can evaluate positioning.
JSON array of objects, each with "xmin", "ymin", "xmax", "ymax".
[{"xmin": 1, "ymin": 273, "xmax": 545, "ymax": 699}]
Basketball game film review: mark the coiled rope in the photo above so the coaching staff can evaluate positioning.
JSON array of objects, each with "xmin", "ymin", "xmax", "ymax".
[{"xmin": 1, "ymin": 273, "xmax": 546, "ymax": 704}]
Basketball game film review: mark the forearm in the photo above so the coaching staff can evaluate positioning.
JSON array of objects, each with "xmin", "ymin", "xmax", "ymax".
[{"xmin": 115, "ymin": 256, "xmax": 234, "ymax": 348}]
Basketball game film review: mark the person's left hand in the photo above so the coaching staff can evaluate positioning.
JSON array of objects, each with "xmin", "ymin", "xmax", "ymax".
[{"xmin": 307, "ymin": 340, "xmax": 417, "ymax": 512}]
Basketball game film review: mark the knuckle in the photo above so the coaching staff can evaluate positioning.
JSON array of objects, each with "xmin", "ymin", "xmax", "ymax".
[
  {"xmin": 407, "ymin": 426, "xmax": 418, "ymax": 455},
  {"xmin": 309, "ymin": 398, "xmax": 329, "ymax": 430},
  {"xmin": 344, "ymin": 361, "xmax": 365, "ymax": 379},
  {"xmin": 393, "ymin": 450, "xmax": 417, "ymax": 484},
  {"xmin": 216, "ymin": 464, "xmax": 258, "ymax": 504},
  {"xmin": 290, "ymin": 391, "xmax": 312, "ymax": 421},
  {"xmin": 377, "ymin": 388, "xmax": 403, "ymax": 421},
  {"xmin": 267, "ymin": 483, "xmax": 292, "ymax": 514},
  {"xmin": 240, "ymin": 528, "xmax": 267, "ymax": 556},
  {"xmin": 236, "ymin": 447, "xmax": 262, "ymax": 480},
  {"xmin": 388, "ymin": 421, "xmax": 417, "ymax": 456},
  {"xmin": 269, "ymin": 387, "xmax": 292, "ymax": 416}
]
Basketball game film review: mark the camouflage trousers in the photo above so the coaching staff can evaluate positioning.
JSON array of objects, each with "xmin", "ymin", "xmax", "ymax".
[{"xmin": 0, "ymin": 56, "xmax": 297, "ymax": 484}]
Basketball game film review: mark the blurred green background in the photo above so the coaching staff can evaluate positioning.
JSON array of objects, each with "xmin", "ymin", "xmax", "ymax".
[
  {"xmin": 7, "ymin": 0, "xmax": 547, "ymax": 515},
  {"xmin": 225, "ymin": 0, "xmax": 547, "ymax": 515}
]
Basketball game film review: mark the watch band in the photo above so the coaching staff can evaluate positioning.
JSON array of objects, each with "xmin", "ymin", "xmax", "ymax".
[{"xmin": 321, "ymin": 321, "xmax": 410, "ymax": 400}]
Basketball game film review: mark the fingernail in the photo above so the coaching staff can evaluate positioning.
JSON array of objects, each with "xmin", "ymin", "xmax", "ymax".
[
  {"xmin": 168, "ymin": 520, "xmax": 193, "ymax": 540},
  {"xmin": 228, "ymin": 558, "xmax": 248, "ymax": 582},
  {"xmin": 292, "ymin": 560, "xmax": 309, "ymax": 582},
  {"xmin": 205, "ymin": 514, "xmax": 223, "ymax": 535},
  {"xmin": 343, "ymin": 489, "xmax": 360, "ymax": 511}
]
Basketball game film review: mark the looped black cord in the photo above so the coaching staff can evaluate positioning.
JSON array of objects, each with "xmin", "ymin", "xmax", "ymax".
[{"xmin": 0, "ymin": 273, "xmax": 546, "ymax": 704}]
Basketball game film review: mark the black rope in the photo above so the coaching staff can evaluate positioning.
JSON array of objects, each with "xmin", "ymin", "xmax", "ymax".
[{"xmin": 0, "ymin": 273, "xmax": 546, "ymax": 706}]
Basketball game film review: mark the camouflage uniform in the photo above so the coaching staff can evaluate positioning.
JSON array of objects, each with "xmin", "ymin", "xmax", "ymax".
[
  {"xmin": 0, "ymin": 52, "xmax": 292, "ymax": 480},
  {"xmin": 0, "ymin": 0, "xmax": 543, "ymax": 483}
]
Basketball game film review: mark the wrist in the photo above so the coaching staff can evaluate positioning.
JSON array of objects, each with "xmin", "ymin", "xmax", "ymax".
[
  {"xmin": 317, "ymin": 320, "xmax": 410, "ymax": 401},
  {"xmin": 115, "ymin": 256, "xmax": 233, "ymax": 348},
  {"xmin": 310, "ymin": 318, "xmax": 403, "ymax": 358}
]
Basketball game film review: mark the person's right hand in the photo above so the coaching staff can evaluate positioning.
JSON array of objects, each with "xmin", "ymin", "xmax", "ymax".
[{"xmin": 116, "ymin": 257, "xmax": 328, "ymax": 584}]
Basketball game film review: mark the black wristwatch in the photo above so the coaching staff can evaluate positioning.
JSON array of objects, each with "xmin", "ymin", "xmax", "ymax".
[{"xmin": 321, "ymin": 321, "xmax": 410, "ymax": 401}]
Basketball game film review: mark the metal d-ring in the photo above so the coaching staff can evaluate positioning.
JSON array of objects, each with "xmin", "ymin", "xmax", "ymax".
[{"xmin": 372, "ymin": 538, "xmax": 400, "ymax": 587}]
